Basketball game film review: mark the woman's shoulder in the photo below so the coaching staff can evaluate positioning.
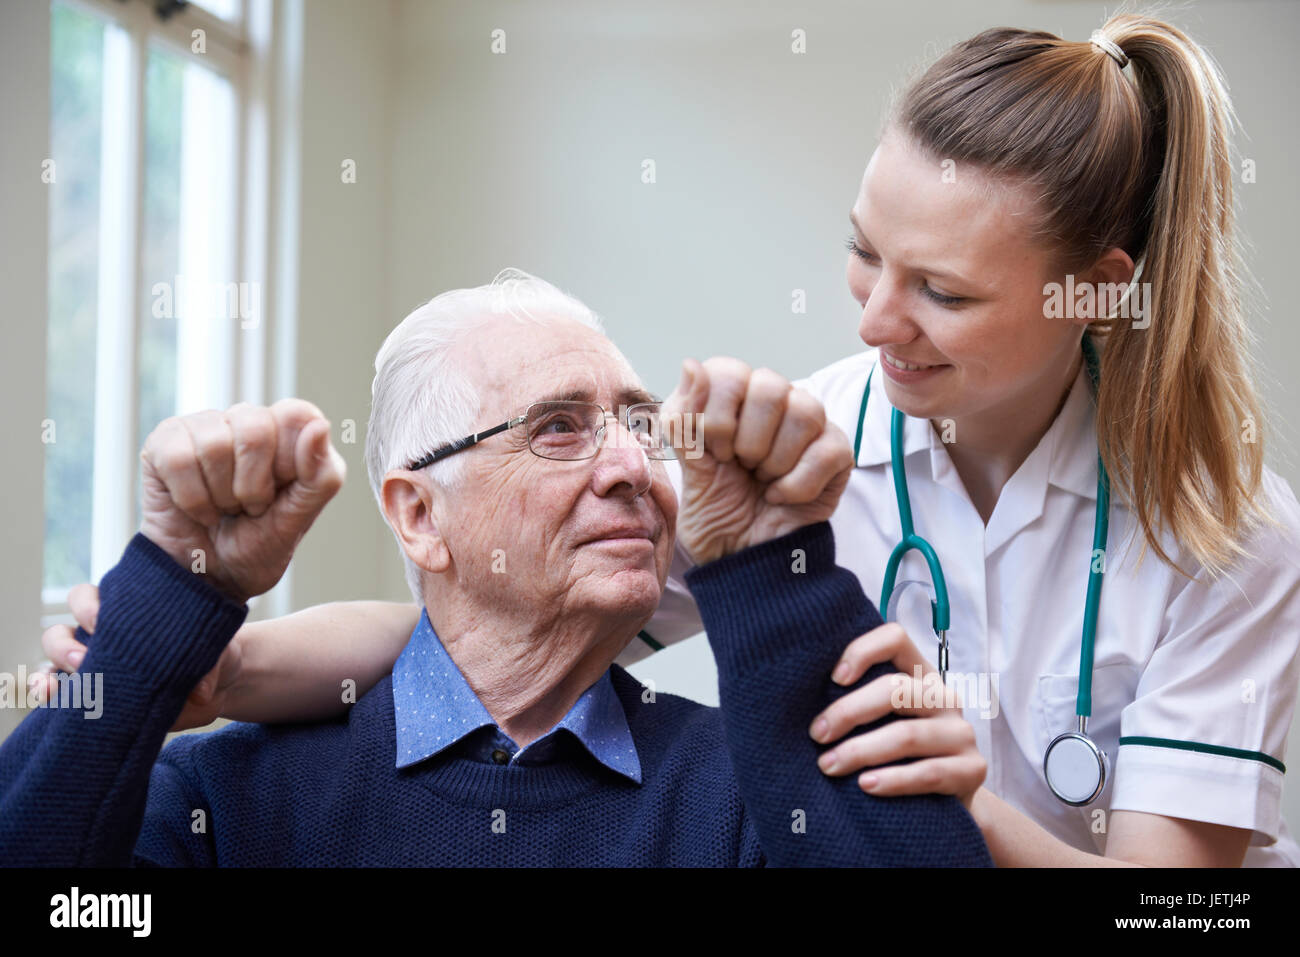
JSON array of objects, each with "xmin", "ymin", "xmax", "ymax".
[
  {"xmin": 1259, "ymin": 463, "xmax": 1300, "ymax": 514},
  {"xmin": 1124, "ymin": 462, "xmax": 1300, "ymax": 598},
  {"xmin": 1248, "ymin": 465, "xmax": 1300, "ymax": 559}
]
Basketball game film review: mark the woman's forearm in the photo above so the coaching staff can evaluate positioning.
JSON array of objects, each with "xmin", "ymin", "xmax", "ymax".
[
  {"xmin": 222, "ymin": 601, "xmax": 420, "ymax": 724},
  {"xmin": 970, "ymin": 787, "xmax": 1142, "ymax": 867},
  {"xmin": 971, "ymin": 786, "xmax": 1251, "ymax": 866}
]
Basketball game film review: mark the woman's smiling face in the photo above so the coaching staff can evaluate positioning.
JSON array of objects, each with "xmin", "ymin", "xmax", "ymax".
[{"xmin": 846, "ymin": 128, "xmax": 1087, "ymax": 425}]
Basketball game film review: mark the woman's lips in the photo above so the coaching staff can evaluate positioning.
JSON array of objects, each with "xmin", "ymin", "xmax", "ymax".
[{"xmin": 881, "ymin": 350, "xmax": 949, "ymax": 384}]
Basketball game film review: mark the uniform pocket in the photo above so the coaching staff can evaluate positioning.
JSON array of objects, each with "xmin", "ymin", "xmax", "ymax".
[{"xmin": 1033, "ymin": 662, "xmax": 1141, "ymax": 789}]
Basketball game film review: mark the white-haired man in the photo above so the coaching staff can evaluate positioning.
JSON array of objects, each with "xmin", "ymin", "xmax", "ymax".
[{"xmin": 1, "ymin": 272, "xmax": 991, "ymax": 866}]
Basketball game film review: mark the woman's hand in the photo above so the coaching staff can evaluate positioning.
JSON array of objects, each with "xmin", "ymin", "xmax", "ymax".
[
  {"xmin": 808, "ymin": 622, "xmax": 987, "ymax": 810},
  {"xmin": 33, "ymin": 583, "xmax": 240, "ymax": 731}
]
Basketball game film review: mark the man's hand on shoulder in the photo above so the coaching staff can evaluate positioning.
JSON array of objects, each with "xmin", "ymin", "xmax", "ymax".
[
  {"xmin": 139, "ymin": 399, "xmax": 346, "ymax": 604},
  {"xmin": 663, "ymin": 357, "xmax": 852, "ymax": 565}
]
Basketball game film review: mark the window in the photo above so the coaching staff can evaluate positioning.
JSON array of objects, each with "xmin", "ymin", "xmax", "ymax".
[{"xmin": 44, "ymin": 0, "xmax": 271, "ymax": 616}]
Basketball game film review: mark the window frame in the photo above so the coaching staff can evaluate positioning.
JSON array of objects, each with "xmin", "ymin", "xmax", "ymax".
[{"xmin": 42, "ymin": 0, "xmax": 283, "ymax": 628}]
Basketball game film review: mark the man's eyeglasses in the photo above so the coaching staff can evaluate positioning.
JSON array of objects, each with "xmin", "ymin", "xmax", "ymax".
[{"xmin": 405, "ymin": 400, "xmax": 675, "ymax": 470}]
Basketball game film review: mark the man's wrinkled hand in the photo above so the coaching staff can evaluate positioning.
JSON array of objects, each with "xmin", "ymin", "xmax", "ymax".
[
  {"xmin": 663, "ymin": 357, "xmax": 852, "ymax": 564},
  {"xmin": 139, "ymin": 399, "xmax": 346, "ymax": 605}
]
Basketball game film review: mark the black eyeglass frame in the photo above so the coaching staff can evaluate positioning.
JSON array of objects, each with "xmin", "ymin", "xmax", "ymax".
[{"xmin": 405, "ymin": 400, "xmax": 670, "ymax": 471}]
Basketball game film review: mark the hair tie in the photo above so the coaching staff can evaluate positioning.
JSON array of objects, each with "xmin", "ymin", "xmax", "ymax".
[{"xmin": 1090, "ymin": 30, "xmax": 1129, "ymax": 69}]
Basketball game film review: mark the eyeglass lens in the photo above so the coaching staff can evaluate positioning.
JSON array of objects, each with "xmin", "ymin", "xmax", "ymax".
[{"xmin": 525, "ymin": 401, "xmax": 673, "ymax": 460}]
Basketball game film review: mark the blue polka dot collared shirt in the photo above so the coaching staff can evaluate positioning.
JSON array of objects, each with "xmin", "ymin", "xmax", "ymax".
[{"xmin": 391, "ymin": 609, "xmax": 642, "ymax": 784}]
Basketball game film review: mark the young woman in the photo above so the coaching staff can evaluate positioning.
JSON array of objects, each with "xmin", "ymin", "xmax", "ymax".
[{"xmin": 41, "ymin": 13, "xmax": 1300, "ymax": 866}]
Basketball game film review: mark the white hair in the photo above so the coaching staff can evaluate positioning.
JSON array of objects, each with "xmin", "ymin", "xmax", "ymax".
[{"xmin": 365, "ymin": 268, "xmax": 605, "ymax": 602}]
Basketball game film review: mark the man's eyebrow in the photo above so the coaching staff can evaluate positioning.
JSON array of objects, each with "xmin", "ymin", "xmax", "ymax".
[
  {"xmin": 528, "ymin": 386, "xmax": 659, "ymax": 407},
  {"xmin": 532, "ymin": 388, "xmax": 592, "ymax": 405},
  {"xmin": 621, "ymin": 387, "xmax": 659, "ymax": 406}
]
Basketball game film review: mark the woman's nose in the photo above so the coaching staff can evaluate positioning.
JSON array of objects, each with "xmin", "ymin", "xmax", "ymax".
[{"xmin": 856, "ymin": 275, "xmax": 915, "ymax": 347}]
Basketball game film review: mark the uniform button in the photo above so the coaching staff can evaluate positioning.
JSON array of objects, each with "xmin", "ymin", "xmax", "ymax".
[{"xmin": 491, "ymin": 748, "xmax": 509, "ymax": 765}]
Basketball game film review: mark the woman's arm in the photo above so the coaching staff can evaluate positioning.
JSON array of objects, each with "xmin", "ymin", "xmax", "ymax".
[
  {"xmin": 225, "ymin": 600, "xmax": 420, "ymax": 724},
  {"xmin": 37, "ymin": 589, "xmax": 420, "ymax": 729},
  {"xmin": 971, "ymin": 788, "xmax": 1251, "ymax": 867}
]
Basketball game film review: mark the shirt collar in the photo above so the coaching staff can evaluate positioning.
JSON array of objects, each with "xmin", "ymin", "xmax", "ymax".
[
  {"xmin": 391, "ymin": 610, "xmax": 642, "ymax": 783},
  {"xmin": 1045, "ymin": 359, "xmax": 1103, "ymax": 502},
  {"xmin": 852, "ymin": 348, "xmax": 1100, "ymax": 502}
]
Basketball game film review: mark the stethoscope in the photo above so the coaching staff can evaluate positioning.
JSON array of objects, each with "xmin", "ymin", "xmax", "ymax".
[{"xmin": 853, "ymin": 336, "xmax": 1113, "ymax": 806}]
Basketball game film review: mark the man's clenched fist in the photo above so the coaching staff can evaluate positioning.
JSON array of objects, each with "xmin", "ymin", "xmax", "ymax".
[
  {"xmin": 139, "ymin": 399, "xmax": 346, "ymax": 604},
  {"xmin": 663, "ymin": 357, "xmax": 853, "ymax": 565}
]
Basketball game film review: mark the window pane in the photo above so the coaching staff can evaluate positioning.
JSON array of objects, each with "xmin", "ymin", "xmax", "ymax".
[
  {"xmin": 44, "ymin": 3, "xmax": 105, "ymax": 593},
  {"xmin": 193, "ymin": 0, "xmax": 242, "ymax": 23},
  {"xmin": 138, "ymin": 49, "xmax": 183, "ymax": 447},
  {"xmin": 137, "ymin": 47, "xmax": 238, "ymax": 523}
]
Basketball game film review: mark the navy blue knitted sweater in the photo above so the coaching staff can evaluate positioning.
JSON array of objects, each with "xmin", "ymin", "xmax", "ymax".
[{"xmin": 0, "ymin": 523, "xmax": 992, "ymax": 866}]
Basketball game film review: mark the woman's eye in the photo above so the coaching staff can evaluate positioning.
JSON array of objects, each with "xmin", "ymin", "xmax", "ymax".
[
  {"xmin": 844, "ymin": 236, "xmax": 877, "ymax": 263},
  {"xmin": 846, "ymin": 235, "xmax": 964, "ymax": 305},
  {"xmin": 922, "ymin": 285, "xmax": 963, "ymax": 306}
]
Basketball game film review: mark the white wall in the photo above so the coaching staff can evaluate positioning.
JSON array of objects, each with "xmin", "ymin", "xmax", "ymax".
[
  {"xmin": 0, "ymin": 0, "xmax": 50, "ymax": 741},
  {"xmin": 284, "ymin": 0, "xmax": 397, "ymax": 609}
]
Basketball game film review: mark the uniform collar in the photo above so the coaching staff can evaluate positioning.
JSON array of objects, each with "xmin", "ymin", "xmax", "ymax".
[
  {"xmin": 852, "ymin": 348, "xmax": 1101, "ymax": 503},
  {"xmin": 1045, "ymin": 359, "xmax": 1103, "ymax": 502}
]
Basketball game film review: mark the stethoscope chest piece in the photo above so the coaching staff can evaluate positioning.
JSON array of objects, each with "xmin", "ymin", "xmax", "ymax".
[{"xmin": 1044, "ymin": 728, "xmax": 1109, "ymax": 806}]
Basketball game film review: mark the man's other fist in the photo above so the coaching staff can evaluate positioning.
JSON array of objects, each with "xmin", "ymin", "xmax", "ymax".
[{"xmin": 139, "ymin": 399, "xmax": 346, "ymax": 604}]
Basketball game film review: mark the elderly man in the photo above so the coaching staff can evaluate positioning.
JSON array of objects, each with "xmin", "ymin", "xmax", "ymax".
[{"xmin": 0, "ymin": 272, "xmax": 990, "ymax": 866}]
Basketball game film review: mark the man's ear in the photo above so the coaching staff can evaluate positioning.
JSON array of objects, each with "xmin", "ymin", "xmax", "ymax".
[{"xmin": 381, "ymin": 471, "xmax": 452, "ymax": 575}]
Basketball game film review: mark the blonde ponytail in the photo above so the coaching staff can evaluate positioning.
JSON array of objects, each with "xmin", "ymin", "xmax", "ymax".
[{"xmin": 891, "ymin": 10, "xmax": 1276, "ymax": 577}]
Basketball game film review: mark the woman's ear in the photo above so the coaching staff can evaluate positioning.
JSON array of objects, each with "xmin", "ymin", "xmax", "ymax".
[
  {"xmin": 1077, "ymin": 247, "xmax": 1138, "ymax": 323},
  {"xmin": 381, "ymin": 471, "xmax": 452, "ymax": 575}
]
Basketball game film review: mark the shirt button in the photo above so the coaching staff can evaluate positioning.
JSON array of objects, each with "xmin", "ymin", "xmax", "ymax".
[{"xmin": 491, "ymin": 748, "xmax": 509, "ymax": 765}]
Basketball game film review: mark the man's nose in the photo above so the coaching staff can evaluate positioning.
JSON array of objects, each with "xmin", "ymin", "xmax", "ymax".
[{"xmin": 590, "ymin": 419, "xmax": 652, "ymax": 499}]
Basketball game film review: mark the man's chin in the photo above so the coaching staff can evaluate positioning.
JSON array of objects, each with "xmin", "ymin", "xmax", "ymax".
[{"xmin": 573, "ymin": 565, "xmax": 663, "ymax": 620}]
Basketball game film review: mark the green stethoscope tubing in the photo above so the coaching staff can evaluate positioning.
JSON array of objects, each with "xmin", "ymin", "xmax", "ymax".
[
  {"xmin": 852, "ymin": 335, "xmax": 1285, "ymax": 800},
  {"xmin": 856, "ymin": 337, "xmax": 1108, "ymax": 718}
]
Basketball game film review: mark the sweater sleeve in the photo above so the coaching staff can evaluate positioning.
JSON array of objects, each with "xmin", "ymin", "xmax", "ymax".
[
  {"xmin": 686, "ymin": 521, "xmax": 993, "ymax": 867},
  {"xmin": 0, "ymin": 534, "xmax": 246, "ymax": 867}
]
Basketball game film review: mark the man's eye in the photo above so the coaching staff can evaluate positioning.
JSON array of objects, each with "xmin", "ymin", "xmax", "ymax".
[
  {"xmin": 540, "ymin": 416, "xmax": 577, "ymax": 434},
  {"xmin": 536, "ymin": 415, "xmax": 582, "ymax": 435}
]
